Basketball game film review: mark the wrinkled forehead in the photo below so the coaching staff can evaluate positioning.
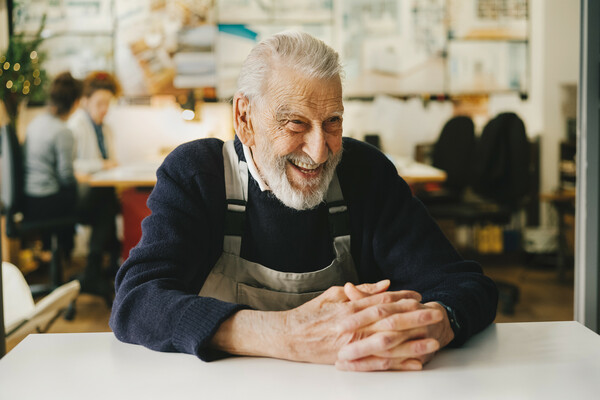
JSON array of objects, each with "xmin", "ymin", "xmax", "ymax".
[{"xmin": 261, "ymin": 66, "xmax": 344, "ymax": 117}]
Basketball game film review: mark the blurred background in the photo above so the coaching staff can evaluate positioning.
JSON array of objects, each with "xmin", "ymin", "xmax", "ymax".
[{"xmin": 0, "ymin": 0, "xmax": 584, "ymax": 352}]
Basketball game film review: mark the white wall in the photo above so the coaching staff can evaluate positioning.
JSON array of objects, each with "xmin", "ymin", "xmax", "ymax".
[
  {"xmin": 106, "ymin": 102, "xmax": 234, "ymax": 164},
  {"xmin": 343, "ymin": 97, "xmax": 453, "ymax": 158}
]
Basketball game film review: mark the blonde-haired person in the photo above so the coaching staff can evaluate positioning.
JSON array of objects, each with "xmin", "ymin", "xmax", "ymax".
[{"xmin": 68, "ymin": 71, "xmax": 122, "ymax": 302}]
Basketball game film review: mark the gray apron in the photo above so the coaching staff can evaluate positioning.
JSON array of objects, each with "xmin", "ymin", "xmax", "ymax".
[{"xmin": 198, "ymin": 140, "xmax": 359, "ymax": 311}]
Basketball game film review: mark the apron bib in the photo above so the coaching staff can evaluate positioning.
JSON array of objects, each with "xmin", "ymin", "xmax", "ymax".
[{"xmin": 198, "ymin": 140, "xmax": 359, "ymax": 311}]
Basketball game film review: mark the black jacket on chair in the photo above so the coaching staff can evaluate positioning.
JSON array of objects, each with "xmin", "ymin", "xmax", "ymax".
[{"xmin": 472, "ymin": 112, "xmax": 530, "ymax": 210}]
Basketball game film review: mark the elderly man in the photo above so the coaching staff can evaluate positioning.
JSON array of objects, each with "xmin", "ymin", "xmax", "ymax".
[{"xmin": 110, "ymin": 31, "xmax": 497, "ymax": 371}]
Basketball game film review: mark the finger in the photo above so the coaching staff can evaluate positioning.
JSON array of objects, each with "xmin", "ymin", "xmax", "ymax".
[
  {"xmin": 349, "ymin": 290, "xmax": 423, "ymax": 312},
  {"xmin": 344, "ymin": 283, "xmax": 366, "ymax": 301},
  {"xmin": 368, "ymin": 308, "xmax": 444, "ymax": 333},
  {"xmin": 338, "ymin": 298, "xmax": 423, "ymax": 333},
  {"xmin": 352, "ymin": 280, "xmax": 390, "ymax": 297},
  {"xmin": 338, "ymin": 331, "xmax": 404, "ymax": 361},
  {"xmin": 336, "ymin": 356, "xmax": 423, "ymax": 372},
  {"xmin": 372, "ymin": 338, "xmax": 440, "ymax": 359},
  {"xmin": 338, "ymin": 329, "xmax": 436, "ymax": 361}
]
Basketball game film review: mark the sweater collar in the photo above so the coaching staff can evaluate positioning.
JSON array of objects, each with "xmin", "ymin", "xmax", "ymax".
[{"xmin": 233, "ymin": 135, "xmax": 270, "ymax": 192}]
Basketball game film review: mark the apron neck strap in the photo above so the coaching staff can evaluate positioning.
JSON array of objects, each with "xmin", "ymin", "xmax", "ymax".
[
  {"xmin": 326, "ymin": 173, "xmax": 351, "ymax": 238},
  {"xmin": 222, "ymin": 140, "xmax": 248, "ymax": 254}
]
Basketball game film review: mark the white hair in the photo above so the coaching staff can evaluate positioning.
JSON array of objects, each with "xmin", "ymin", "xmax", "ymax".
[{"xmin": 236, "ymin": 31, "xmax": 343, "ymax": 104}]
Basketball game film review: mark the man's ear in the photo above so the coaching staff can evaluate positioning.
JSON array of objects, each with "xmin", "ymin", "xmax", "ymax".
[{"xmin": 233, "ymin": 93, "xmax": 255, "ymax": 147}]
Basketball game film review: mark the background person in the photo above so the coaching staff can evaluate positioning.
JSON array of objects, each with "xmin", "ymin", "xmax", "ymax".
[
  {"xmin": 22, "ymin": 72, "xmax": 82, "ymax": 257},
  {"xmin": 68, "ymin": 71, "xmax": 122, "ymax": 300},
  {"xmin": 110, "ymin": 32, "xmax": 498, "ymax": 371}
]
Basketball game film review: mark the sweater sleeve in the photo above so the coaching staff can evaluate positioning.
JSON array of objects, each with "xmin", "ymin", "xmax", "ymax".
[
  {"xmin": 109, "ymin": 141, "xmax": 248, "ymax": 360},
  {"xmin": 345, "ymin": 141, "xmax": 498, "ymax": 346},
  {"xmin": 54, "ymin": 128, "xmax": 77, "ymax": 187}
]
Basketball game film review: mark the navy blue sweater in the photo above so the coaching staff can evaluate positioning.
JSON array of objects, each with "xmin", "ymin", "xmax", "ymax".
[{"xmin": 110, "ymin": 136, "xmax": 497, "ymax": 360}]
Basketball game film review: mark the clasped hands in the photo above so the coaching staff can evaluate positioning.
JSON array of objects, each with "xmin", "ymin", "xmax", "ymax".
[{"xmin": 283, "ymin": 280, "xmax": 455, "ymax": 372}]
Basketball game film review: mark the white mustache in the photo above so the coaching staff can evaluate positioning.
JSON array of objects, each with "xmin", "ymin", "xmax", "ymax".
[{"xmin": 285, "ymin": 152, "xmax": 333, "ymax": 167}]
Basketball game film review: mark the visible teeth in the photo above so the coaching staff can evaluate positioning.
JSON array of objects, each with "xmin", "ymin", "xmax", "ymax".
[{"xmin": 292, "ymin": 160, "xmax": 319, "ymax": 170}]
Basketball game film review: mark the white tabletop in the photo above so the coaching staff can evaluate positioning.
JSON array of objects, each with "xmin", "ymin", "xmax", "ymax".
[
  {"xmin": 88, "ymin": 161, "xmax": 162, "ymax": 187},
  {"xmin": 1, "ymin": 321, "xmax": 599, "ymax": 399},
  {"xmin": 387, "ymin": 154, "xmax": 447, "ymax": 183}
]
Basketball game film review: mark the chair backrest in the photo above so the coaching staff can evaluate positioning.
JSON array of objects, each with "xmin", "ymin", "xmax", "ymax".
[
  {"xmin": 472, "ymin": 112, "xmax": 530, "ymax": 209},
  {"xmin": 1, "ymin": 262, "xmax": 35, "ymax": 335},
  {"xmin": 0, "ymin": 124, "xmax": 25, "ymax": 237},
  {"xmin": 2, "ymin": 261, "xmax": 80, "ymax": 339},
  {"xmin": 432, "ymin": 115, "xmax": 476, "ymax": 193}
]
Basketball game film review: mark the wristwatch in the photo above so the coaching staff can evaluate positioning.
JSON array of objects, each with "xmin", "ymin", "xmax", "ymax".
[{"xmin": 436, "ymin": 302, "xmax": 461, "ymax": 339}]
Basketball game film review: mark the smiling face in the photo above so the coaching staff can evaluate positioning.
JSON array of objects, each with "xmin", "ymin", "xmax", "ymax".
[{"xmin": 235, "ymin": 66, "xmax": 344, "ymax": 210}]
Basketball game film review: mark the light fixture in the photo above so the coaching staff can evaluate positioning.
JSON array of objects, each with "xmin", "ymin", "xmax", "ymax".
[
  {"xmin": 181, "ymin": 109, "xmax": 195, "ymax": 121},
  {"xmin": 177, "ymin": 89, "xmax": 201, "ymax": 122}
]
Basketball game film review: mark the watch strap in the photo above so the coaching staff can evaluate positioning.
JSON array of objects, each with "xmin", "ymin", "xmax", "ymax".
[{"xmin": 436, "ymin": 301, "xmax": 461, "ymax": 338}]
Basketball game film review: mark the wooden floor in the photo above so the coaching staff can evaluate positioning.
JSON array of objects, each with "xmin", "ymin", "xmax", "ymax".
[
  {"xmin": 483, "ymin": 262, "xmax": 574, "ymax": 323},
  {"xmin": 5, "ymin": 257, "xmax": 574, "ymax": 353}
]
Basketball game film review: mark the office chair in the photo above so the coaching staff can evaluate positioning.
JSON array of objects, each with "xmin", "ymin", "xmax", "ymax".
[
  {"xmin": 472, "ymin": 113, "xmax": 530, "ymax": 211},
  {"xmin": 432, "ymin": 116, "xmax": 476, "ymax": 200},
  {"xmin": 2, "ymin": 261, "xmax": 80, "ymax": 341},
  {"xmin": 418, "ymin": 115, "xmax": 479, "ymax": 213},
  {"xmin": 470, "ymin": 113, "xmax": 531, "ymax": 314},
  {"xmin": 0, "ymin": 124, "xmax": 77, "ymax": 299}
]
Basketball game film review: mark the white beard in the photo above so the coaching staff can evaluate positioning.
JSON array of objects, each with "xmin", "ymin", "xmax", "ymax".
[{"xmin": 254, "ymin": 143, "xmax": 343, "ymax": 210}]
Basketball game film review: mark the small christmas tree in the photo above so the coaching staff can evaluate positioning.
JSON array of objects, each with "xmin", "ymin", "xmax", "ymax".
[{"xmin": 0, "ymin": 16, "xmax": 48, "ymax": 130}]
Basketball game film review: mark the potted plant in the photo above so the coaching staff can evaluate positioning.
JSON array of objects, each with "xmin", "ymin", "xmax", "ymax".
[{"xmin": 0, "ymin": 17, "xmax": 48, "ymax": 131}]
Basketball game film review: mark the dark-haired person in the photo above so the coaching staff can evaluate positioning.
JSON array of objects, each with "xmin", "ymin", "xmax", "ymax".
[
  {"xmin": 68, "ymin": 71, "xmax": 122, "ymax": 300},
  {"xmin": 23, "ymin": 71, "xmax": 83, "ymax": 256}
]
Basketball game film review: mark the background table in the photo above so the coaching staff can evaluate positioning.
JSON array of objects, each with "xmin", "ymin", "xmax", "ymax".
[
  {"xmin": 389, "ymin": 154, "xmax": 447, "ymax": 186},
  {"xmin": 87, "ymin": 157, "xmax": 447, "ymax": 187},
  {"xmin": 88, "ymin": 161, "xmax": 161, "ymax": 188},
  {"xmin": 87, "ymin": 162, "xmax": 161, "ymax": 260},
  {"xmin": 1, "ymin": 321, "xmax": 599, "ymax": 399}
]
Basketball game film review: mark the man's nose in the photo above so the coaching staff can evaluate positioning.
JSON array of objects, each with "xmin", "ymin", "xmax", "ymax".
[{"xmin": 303, "ymin": 128, "xmax": 329, "ymax": 164}]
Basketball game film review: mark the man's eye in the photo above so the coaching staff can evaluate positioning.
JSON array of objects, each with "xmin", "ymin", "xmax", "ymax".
[
  {"xmin": 324, "ymin": 117, "xmax": 343, "ymax": 131},
  {"xmin": 327, "ymin": 117, "xmax": 342, "ymax": 125},
  {"xmin": 286, "ymin": 120, "xmax": 307, "ymax": 132}
]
